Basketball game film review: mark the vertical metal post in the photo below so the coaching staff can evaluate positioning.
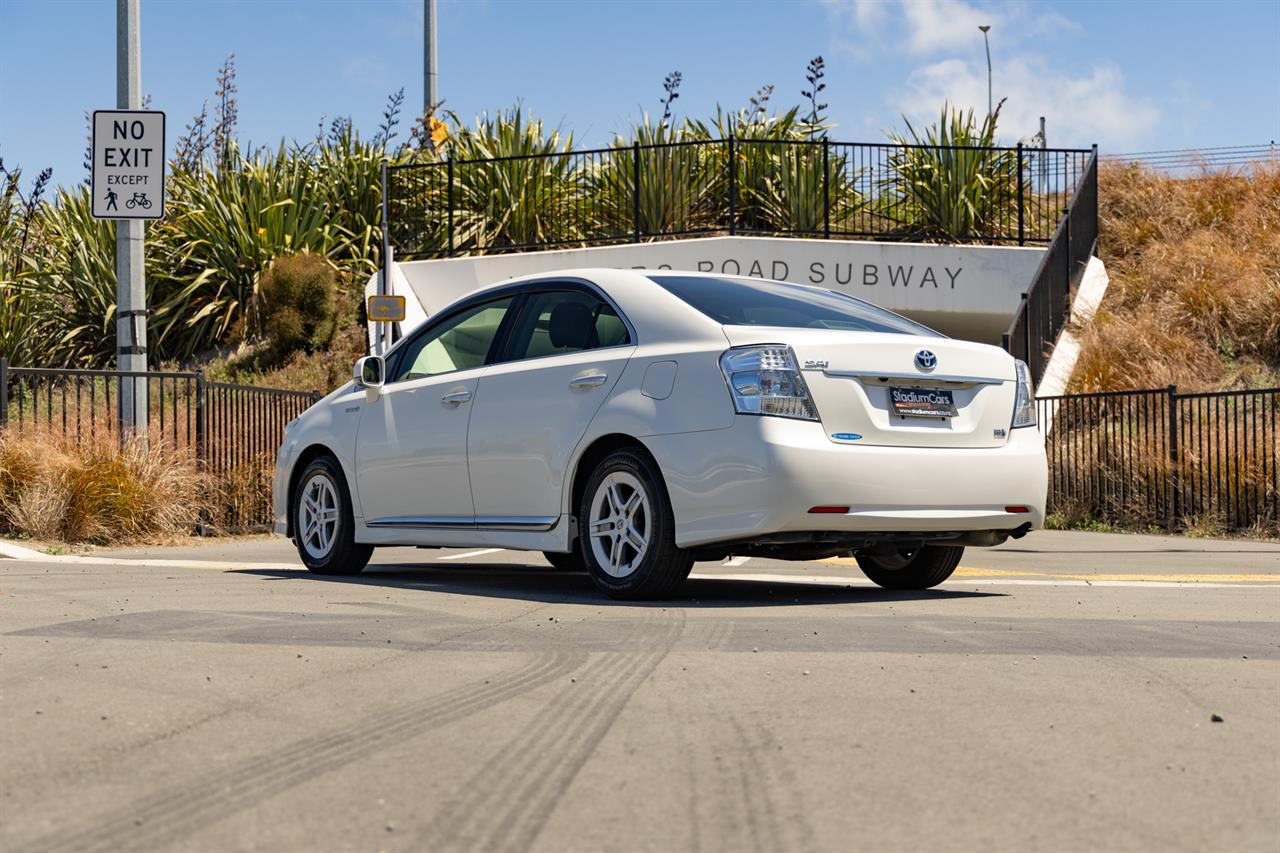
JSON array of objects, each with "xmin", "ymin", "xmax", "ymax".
[
  {"xmin": 116, "ymin": 0, "xmax": 147, "ymax": 441},
  {"xmin": 379, "ymin": 159, "xmax": 390, "ymax": 356},
  {"xmin": 822, "ymin": 138, "xmax": 830, "ymax": 239},
  {"xmin": 446, "ymin": 157, "xmax": 455, "ymax": 254},
  {"xmin": 632, "ymin": 141, "xmax": 642, "ymax": 243},
  {"xmin": 727, "ymin": 137, "xmax": 736, "ymax": 235},
  {"xmin": 424, "ymin": 0, "xmax": 438, "ymax": 113},
  {"xmin": 193, "ymin": 371, "xmax": 206, "ymax": 479},
  {"xmin": 1021, "ymin": 292, "xmax": 1031, "ymax": 373},
  {"xmin": 1167, "ymin": 384, "xmax": 1179, "ymax": 530},
  {"xmin": 1016, "ymin": 143, "xmax": 1025, "ymax": 246},
  {"xmin": 0, "ymin": 357, "xmax": 8, "ymax": 428}
]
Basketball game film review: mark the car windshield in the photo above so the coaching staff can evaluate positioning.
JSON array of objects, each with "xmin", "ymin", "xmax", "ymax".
[{"xmin": 649, "ymin": 275, "xmax": 941, "ymax": 337}]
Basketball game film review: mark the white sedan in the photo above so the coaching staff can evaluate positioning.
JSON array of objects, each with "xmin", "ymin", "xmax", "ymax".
[{"xmin": 274, "ymin": 268, "xmax": 1046, "ymax": 599}]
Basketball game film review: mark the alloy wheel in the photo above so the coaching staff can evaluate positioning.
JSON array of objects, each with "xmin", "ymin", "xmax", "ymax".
[
  {"xmin": 587, "ymin": 471, "xmax": 651, "ymax": 578},
  {"xmin": 298, "ymin": 473, "xmax": 340, "ymax": 560}
]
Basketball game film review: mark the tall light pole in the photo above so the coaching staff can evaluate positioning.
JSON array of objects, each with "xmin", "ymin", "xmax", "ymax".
[
  {"xmin": 424, "ymin": 0, "xmax": 437, "ymax": 112},
  {"xmin": 117, "ymin": 0, "xmax": 147, "ymax": 438},
  {"xmin": 978, "ymin": 24, "xmax": 992, "ymax": 121}
]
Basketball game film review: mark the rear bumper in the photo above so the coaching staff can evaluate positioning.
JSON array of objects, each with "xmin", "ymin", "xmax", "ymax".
[{"xmin": 645, "ymin": 416, "xmax": 1047, "ymax": 549}]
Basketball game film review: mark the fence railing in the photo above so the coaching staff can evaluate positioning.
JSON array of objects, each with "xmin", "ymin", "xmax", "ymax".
[
  {"xmin": 1002, "ymin": 147, "xmax": 1099, "ymax": 387},
  {"xmin": 3, "ymin": 362, "xmax": 1275, "ymax": 536},
  {"xmin": 1039, "ymin": 385, "xmax": 1279, "ymax": 534},
  {"xmin": 0, "ymin": 360, "xmax": 321, "ymax": 528},
  {"xmin": 385, "ymin": 139, "xmax": 1095, "ymax": 261}
]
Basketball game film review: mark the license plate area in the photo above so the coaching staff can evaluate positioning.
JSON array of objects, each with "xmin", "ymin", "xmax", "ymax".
[{"xmin": 889, "ymin": 386, "xmax": 958, "ymax": 418}]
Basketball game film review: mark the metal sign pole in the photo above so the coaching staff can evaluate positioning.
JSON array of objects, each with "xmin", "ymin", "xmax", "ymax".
[{"xmin": 116, "ymin": 0, "xmax": 147, "ymax": 440}]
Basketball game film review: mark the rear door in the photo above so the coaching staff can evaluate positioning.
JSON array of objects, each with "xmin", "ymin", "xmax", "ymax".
[{"xmin": 467, "ymin": 286, "xmax": 636, "ymax": 521}]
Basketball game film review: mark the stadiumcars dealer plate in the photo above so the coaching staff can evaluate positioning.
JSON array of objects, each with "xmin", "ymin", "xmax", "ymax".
[{"xmin": 890, "ymin": 386, "xmax": 958, "ymax": 418}]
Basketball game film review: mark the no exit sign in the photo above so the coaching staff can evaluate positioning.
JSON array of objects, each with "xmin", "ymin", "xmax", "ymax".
[{"xmin": 91, "ymin": 109, "xmax": 166, "ymax": 220}]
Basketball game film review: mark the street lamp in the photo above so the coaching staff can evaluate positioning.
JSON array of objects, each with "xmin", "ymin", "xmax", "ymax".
[{"xmin": 978, "ymin": 25, "xmax": 992, "ymax": 121}]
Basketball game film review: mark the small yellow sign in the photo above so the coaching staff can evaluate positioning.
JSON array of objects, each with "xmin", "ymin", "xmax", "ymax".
[{"xmin": 367, "ymin": 294, "xmax": 406, "ymax": 323}]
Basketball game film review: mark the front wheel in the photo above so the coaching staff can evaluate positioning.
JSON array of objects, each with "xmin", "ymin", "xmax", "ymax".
[
  {"xmin": 855, "ymin": 544, "xmax": 963, "ymax": 589},
  {"xmin": 579, "ymin": 449, "xmax": 692, "ymax": 599},
  {"xmin": 292, "ymin": 456, "xmax": 373, "ymax": 575}
]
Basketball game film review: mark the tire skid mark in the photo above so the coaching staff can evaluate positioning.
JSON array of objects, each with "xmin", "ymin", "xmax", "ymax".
[
  {"xmin": 22, "ymin": 650, "xmax": 585, "ymax": 853},
  {"xmin": 680, "ymin": 670, "xmax": 817, "ymax": 853},
  {"xmin": 424, "ymin": 610, "xmax": 686, "ymax": 853}
]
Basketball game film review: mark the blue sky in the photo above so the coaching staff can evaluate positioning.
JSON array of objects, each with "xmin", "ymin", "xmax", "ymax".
[{"xmin": 2, "ymin": 0, "xmax": 1278, "ymax": 191}]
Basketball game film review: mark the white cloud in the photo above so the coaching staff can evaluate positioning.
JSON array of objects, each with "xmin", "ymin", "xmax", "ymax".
[
  {"xmin": 893, "ymin": 56, "xmax": 1160, "ymax": 149},
  {"xmin": 821, "ymin": 0, "xmax": 1162, "ymax": 149},
  {"xmin": 901, "ymin": 0, "xmax": 997, "ymax": 54}
]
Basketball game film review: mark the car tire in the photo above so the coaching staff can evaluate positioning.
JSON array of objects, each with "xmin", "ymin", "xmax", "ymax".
[
  {"xmin": 856, "ymin": 544, "xmax": 963, "ymax": 590},
  {"xmin": 292, "ymin": 455, "xmax": 373, "ymax": 575},
  {"xmin": 543, "ymin": 549, "xmax": 587, "ymax": 572},
  {"xmin": 578, "ymin": 448, "xmax": 693, "ymax": 600}
]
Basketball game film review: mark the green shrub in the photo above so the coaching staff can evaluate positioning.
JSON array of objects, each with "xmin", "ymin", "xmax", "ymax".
[{"xmin": 258, "ymin": 252, "xmax": 337, "ymax": 352}]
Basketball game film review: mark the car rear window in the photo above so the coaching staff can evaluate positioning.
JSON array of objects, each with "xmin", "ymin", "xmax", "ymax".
[{"xmin": 649, "ymin": 275, "xmax": 940, "ymax": 337}]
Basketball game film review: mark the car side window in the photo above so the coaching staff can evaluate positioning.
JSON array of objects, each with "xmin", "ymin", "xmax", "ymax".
[
  {"xmin": 389, "ymin": 297, "xmax": 513, "ymax": 382},
  {"xmin": 504, "ymin": 290, "xmax": 630, "ymax": 362}
]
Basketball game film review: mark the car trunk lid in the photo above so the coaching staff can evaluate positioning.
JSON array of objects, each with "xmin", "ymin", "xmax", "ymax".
[{"xmin": 722, "ymin": 326, "xmax": 1017, "ymax": 449}]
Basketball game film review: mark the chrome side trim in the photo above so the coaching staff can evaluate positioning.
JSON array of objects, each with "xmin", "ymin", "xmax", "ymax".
[
  {"xmin": 823, "ymin": 369, "xmax": 1005, "ymax": 386},
  {"xmin": 367, "ymin": 515, "xmax": 559, "ymax": 531},
  {"xmin": 475, "ymin": 516, "xmax": 559, "ymax": 530}
]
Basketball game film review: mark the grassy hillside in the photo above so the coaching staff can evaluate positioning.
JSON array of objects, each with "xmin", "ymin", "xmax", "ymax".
[{"xmin": 1070, "ymin": 163, "xmax": 1280, "ymax": 392}]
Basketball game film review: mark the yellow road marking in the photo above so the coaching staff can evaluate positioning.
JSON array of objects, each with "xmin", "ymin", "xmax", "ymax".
[{"xmin": 821, "ymin": 556, "xmax": 1276, "ymax": 584}]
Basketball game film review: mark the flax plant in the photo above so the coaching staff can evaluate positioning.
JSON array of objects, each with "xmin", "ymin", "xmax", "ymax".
[
  {"xmin": 882, "ymin": 100, "xmax": 1019, "ymax": 241},
  {"xmin": 588, "ymin": 117, "xmax": 715, "ymax": 240},
  {"xmin": 157, "ymin": 142, "xmax": 360, "ymax": 358},
  {"xmin": 443, "ymin": 107, "xmax": 583, "ymax": 251}
]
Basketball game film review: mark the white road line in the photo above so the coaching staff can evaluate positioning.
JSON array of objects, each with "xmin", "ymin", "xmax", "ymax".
[
  {"xmin": 438, "ymin": 548, "xmax": 505, "ymax": 561},
  {"xmin": 692, "ymin": 571, "xmax": 1280, "ymax": 591},
  {"xmin": 723, "ymin": 556, "xmax": 752, "ymax": 567},
  {"xmin": 0, "ymin": 549, "xmax": 299, "ymax": 570},
  {"xmin": 0, "ymin": 541, "xmax": 46, "ymax": 560}
]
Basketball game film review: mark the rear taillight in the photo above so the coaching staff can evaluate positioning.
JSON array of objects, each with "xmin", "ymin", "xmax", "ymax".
[
  {"xmin": 1012, "ymin": 359, "xmax": 1036, "ymax": 428},
  {"xmin": 719, "ymin": 345, "xmax": 819, "ymax": 421}
]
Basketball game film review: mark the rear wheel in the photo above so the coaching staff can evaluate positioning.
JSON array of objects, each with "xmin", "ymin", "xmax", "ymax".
[
  {"xmin": 292, "ymin": 456, "xmax": 373, "ymax": 575},
  {"xmin": 579, "ymin": 449, "xmax": 692, "ymax": 599},
  {"xmin": 856, "ymin": 544, "xmax": 963, "ymax": 590}
]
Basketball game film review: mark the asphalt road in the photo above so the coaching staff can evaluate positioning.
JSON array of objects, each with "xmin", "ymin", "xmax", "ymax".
[{"xmin": 1, "ymin": 530, "xmax": 1277, "ymax": 853}]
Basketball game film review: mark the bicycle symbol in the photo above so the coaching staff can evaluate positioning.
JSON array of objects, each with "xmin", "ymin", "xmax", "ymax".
[{"xmin": 125, "ymin": 192, "xmax": 152, "ymax": 210}]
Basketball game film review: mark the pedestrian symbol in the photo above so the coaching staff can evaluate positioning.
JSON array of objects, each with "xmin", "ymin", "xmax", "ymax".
[{"xmin": 105, "ymin": 187, "xmax": 119, "ymax": 211}]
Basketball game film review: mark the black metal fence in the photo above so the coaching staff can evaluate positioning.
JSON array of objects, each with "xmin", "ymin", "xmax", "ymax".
[
  {"xmin": 1039, "ymin": 385, "xmax": 1279, "ymax": 534},
  {"xmin": 0, "ymin": 360, "xmax": 321, "ymax": 527},
  {"xmin": 1002, "ymin": 148, "xmax": 1099, "ymax": 386},
  {"xmin": 386, "ymin": 139, "xmax": 1094, "ymax": 260}
]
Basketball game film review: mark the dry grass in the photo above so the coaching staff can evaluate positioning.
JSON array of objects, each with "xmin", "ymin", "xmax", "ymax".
[
  {"xmin": 206, "ymin": 457, "xmax": 276, "ymax": 533},
  {"xmin": 0, "ymin": 428, "xmax": 208, "ymax": 544},
  {"xmin": 1070, "ymin": 162, "xmax": 1280, "ymax": 392}
]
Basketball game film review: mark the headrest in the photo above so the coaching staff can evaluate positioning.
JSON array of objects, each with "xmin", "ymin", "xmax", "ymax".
[{"xmin": 548, "ymin": 301, "xmax": 598, "ymax": 350}]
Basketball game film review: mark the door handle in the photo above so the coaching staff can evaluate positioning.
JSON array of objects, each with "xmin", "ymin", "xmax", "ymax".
[
  {"xmin": 441, "ymin": 388, "xmax": 472, "ymax": 405},
  {"xmin": 569, "ymin": 372, "xmax": 608, "ymax": 390}
]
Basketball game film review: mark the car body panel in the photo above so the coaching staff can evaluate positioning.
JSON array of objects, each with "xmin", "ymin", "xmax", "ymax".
[
  {"xmin": 353, "ymin": 369, "xmax": 483, "ymax": 524},
  {"xmin": 468, "ymin": 346, "xmax": 635, "ymax": 518}
]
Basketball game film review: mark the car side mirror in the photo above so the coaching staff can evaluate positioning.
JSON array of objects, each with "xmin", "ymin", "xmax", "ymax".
[{"xmin": 353, "ymin": 355, "xmax": 384, "ymax": 401}]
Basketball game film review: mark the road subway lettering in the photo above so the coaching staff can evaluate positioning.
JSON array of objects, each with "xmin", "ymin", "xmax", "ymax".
[{"xmin": 671, "ymin": 259, "xmax": 963, "ymax": 288}]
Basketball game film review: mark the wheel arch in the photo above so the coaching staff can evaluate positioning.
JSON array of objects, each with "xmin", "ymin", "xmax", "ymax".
[
  {"xmin": 567, "ymin": 433, "xmax": 669, "ymax": 532},
  {"xmin": 286, "ymin": 443, "xmax": 343, "ymax": 538}
]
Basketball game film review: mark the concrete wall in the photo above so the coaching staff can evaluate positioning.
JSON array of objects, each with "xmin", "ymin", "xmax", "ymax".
[{"xmin": 373, "ymin": 235, "xmax": 1047, "ymax": 345}]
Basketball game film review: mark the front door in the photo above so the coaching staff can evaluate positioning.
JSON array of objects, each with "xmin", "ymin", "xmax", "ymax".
[
  {"xmin": 468, "ymin": 288, "xmax": 635, "ymax": 521},
  {"xmin": 355, "ymin": 296, "xmax": 514, "ymax": 524}
]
